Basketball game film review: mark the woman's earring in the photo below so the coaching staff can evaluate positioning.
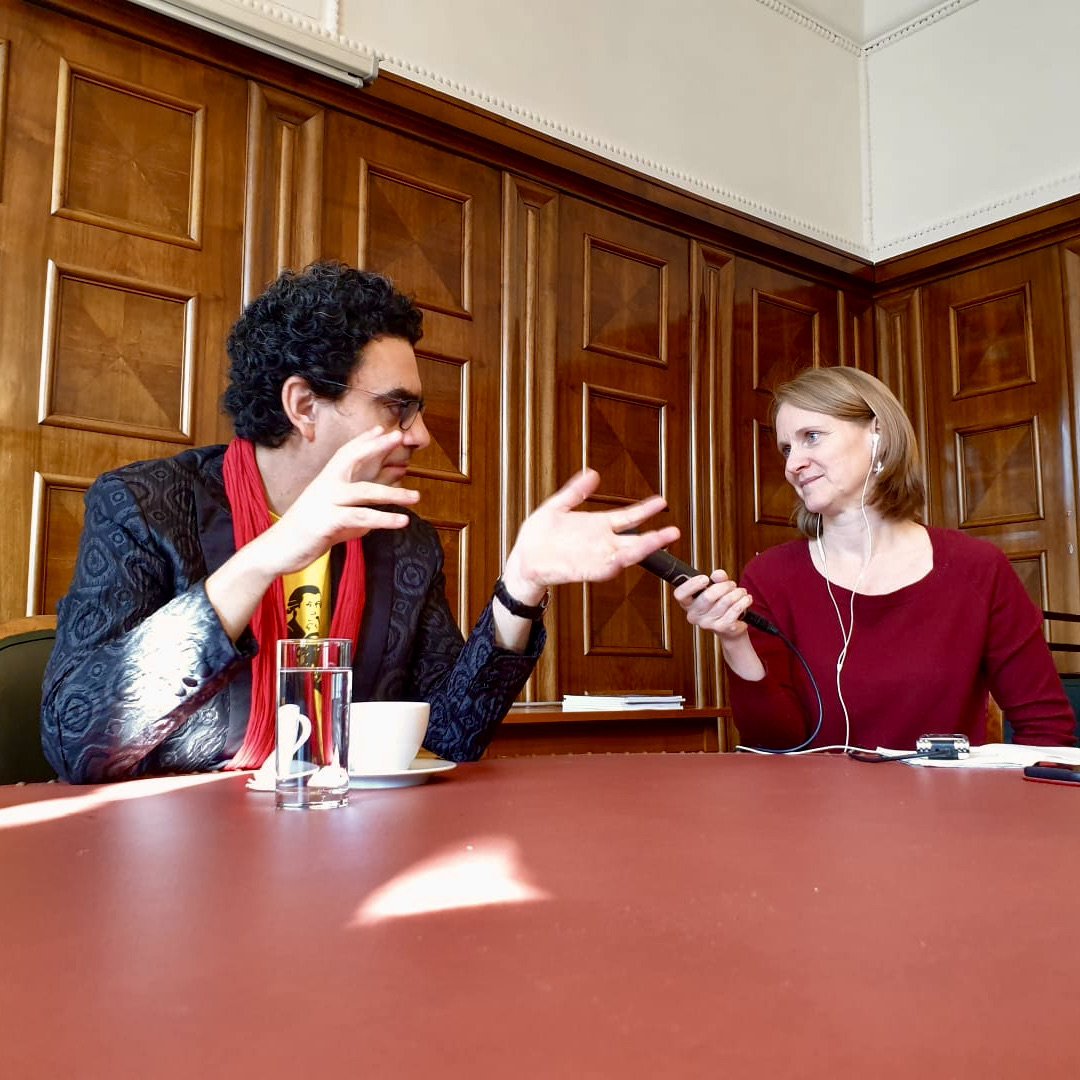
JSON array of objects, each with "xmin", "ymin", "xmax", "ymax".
[{"xmin": 874, "ymin": 460, "xmax": 884, "ymax": 475}]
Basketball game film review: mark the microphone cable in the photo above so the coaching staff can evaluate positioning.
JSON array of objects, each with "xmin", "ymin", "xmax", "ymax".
[
  {"xmin": 733, "ymin": 616, "xmax": 824, "ymax": 755},
  {"xmin": 633, "ymin": 544, "xmax": 824, "ymax": 754}
]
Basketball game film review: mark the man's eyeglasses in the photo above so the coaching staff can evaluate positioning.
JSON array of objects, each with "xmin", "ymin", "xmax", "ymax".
[{"xmin": 323, "ymin": 382, "xmax": 426, "ymax": 432}]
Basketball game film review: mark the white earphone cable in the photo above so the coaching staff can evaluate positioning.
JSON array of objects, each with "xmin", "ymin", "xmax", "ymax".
[{"xmin": 817, "ymin": 452, "xmax": 877, "ymax": 752}]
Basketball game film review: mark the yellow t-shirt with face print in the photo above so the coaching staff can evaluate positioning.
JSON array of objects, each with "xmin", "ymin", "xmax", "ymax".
[
  {"xmin": 269, "ymin": 518, "xmax": 337, "ymax": 766},
  {"xmin": 282, "ymin": 554, "xmax": 331, "ymax": 639},
  {"xmin": 270, "ymin": 513, "xmax": 332, "ymax": 639}
]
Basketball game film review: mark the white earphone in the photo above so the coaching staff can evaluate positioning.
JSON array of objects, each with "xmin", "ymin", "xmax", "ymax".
[{"xmin": 870, "ymin": 431, "xmax": 882, "ymax": 474}]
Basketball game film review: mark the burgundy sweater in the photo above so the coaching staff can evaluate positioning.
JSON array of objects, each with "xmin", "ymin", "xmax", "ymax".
[{"xmin": 729, "ymin": 527, "xmax": 1075, "ymax": 750}]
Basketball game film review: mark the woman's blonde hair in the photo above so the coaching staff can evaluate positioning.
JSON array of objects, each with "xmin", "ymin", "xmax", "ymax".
[{"xmin": 772, "ymin": 366, "xmax": 925, "ymax": 538}]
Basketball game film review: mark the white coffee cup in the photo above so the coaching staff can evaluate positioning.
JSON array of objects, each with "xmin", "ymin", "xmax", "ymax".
[
  {"xmin": 276, "ymin": 703, "xmax": 314, "ymax": 776},
  {"xmin": 348, "ymin": 700, "xmax": 430, "ymax": 774}
]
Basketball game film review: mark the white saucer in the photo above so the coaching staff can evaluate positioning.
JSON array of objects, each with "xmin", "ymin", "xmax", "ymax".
[
  {"xmin": 247, "ymin": 757, "xmax": 456, "ymax": 791},
  {"xmin": 349, "ymin": 757, "xmax": 456, "ymax": 789}
]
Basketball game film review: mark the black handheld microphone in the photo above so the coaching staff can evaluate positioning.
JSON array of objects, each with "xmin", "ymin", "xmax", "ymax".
[
  {"xmin": 636, "ymin": 548, "xmax": 781, "ymax": 636},
  {"xmin": 633, "ymin": 534, "xmax": 823, "ymax": 753},
  {"xmin": 633, "ymin": 535, "xmax": 822, "ymax": 753}
]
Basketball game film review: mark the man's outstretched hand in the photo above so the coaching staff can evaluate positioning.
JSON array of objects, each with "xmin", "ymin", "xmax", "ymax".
[{"xmin": 500, "ymin": 468, "xmax": 681, "ymax": 603}]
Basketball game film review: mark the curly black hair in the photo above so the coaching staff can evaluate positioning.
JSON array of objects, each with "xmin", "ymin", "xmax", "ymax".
[{"xmin": 223, "ymin": 261, "xmax": 423, "ymax": 447}]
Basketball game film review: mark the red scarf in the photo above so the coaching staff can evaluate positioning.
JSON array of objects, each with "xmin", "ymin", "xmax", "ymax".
[{"xmin": 222, "ymin": 438, "xmax": 366, "ymax": 769}]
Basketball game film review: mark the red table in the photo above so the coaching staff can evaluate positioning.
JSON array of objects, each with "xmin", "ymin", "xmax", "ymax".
[{"xmin": 1, "ymin": 754, "xmax": 1075, "ymax": 1078}]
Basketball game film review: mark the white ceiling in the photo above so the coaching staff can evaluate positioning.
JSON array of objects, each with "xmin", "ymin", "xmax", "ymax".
[{"xmin": 787, "ymin": 0, "xmax": 950, "ymax": 43}]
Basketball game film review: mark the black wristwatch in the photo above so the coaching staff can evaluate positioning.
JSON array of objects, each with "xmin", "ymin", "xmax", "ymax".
[{"xmin": 494, "ymin": 576, "xmax": 550, "ymax": 620}]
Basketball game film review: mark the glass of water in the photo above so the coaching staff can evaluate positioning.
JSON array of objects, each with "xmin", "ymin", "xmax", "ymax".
[{"xmin": 275, "ymin": 638, "xmax": 352, "ymax": 810}]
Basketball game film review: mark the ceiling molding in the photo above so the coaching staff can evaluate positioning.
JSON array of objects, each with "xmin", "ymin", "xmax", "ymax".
[
  {"xmin": 754, "ymin": 0, "xmax": 862, "ymax": 54},
  {"xmin": 762, "ymin": 0, "xmax": 981, "ymax": 55},
  {"xmin": 873, "ymin": 169, "xmax": 1080, "ymax": 258},
  {"xmin": 864, "ymin": 0, "xmax": 980, "ymax": 53}
]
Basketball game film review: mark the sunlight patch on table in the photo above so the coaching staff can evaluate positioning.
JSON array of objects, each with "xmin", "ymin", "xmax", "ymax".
[
  {"xmin": 0, "ymin": 772, "xmax": 235, "ymax": 830},
  {"xmin": 352, "ymin": 836, "xmax": 551, "ymax": 925}
]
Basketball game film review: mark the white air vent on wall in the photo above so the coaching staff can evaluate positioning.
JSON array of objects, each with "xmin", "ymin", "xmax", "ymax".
[{"xmin": 128, "ymin": 0, "xmax": 378, "ymax": 87}]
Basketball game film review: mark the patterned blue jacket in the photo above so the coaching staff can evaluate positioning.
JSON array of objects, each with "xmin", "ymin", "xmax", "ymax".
[{"xmin": 41, "ymin": 445, "xmax": 543, "ymax": 782}]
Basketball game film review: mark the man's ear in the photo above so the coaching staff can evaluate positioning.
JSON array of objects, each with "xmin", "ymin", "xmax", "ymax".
[{"xmin": 281, "ymin": 375, "xmax": 319, "ymax": 441}]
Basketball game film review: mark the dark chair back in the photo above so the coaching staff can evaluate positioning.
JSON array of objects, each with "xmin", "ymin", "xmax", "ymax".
[
  {"xmin": 1003, "ymin": 610, "xmax": 1080, "ymax": 744},
  {"xmin": 1043, "ymin": 610, "xmax": 1080, "ymax": 656},
  {"xmin": 0, "ymin": 615, "xmax": 58, "ymax": 784}
]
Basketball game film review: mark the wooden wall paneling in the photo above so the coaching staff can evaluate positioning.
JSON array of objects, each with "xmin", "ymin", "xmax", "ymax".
[
  {"xmin": 322, "ymin": 110, "xmax": 503, "ymax": 632},
  {"xmin": 27, "ymin": 471, "xmax": 89, "ymax": 617},
  {"xmin": 40, "ymin": 259, "xmax": 197, "ymax": 441},
  {"xmin": 0, "ymin": 1, "xmax": 248, "ymax": 620},
  {"xmin": 690, "ymin": 241, "xmax": 736, "ymax": 741},
  {"xmin": 242, "ymin": 81, "xmax": 324, "ymax": 304},
  {"xmin": 0, "ymin": 36, "xmax": 8, "ymax": 190},
  {"xmin": 874, "ymin": 288, "xmax": 932, "ymax": 522},
  {"xmin": 1054, "ymin": 240, "xmax": 1080, "ymax": 656},
  {"xmin": 837, "ymin": 289, "xmax": 875, "ymax": 373},
  {"xmin": 501, "ymin": 173, "xmax": 559, "ymax": 701},
  {"xmin": 731, "ymin": 262, "xmax": 841, "ymax": 575},
  {"xmin": 32, "ymin": 0, "xmax": 875, "ymax": 286},
  {"xmin": 554, "ymin": 196, "xmax": 695, "ymax": 699},
  {"xmin": 920, "ymin": 249, "xmax": 1080, "ymax": 622}
]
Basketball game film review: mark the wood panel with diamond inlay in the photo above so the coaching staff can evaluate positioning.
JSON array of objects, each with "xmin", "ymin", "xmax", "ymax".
[
  {"xmin": 361, "ymin": 163, "xmax": 471, "ymax": 319},
  {"xmin": 583, "ymin": 236, "xmax": 666, "ymax": 366},
  {"xmin": 581, "ymin": 385, "xmax": 668, "ymax": 657},
  {"xmin": 53, "ymin": 60, "xmax": 204, "ymax": 245},
  {"xmin": 40, "ymin": 263, "xmax": 194, "ymax": 440},
  {"xmin": 752, "ymin": 289, "xmax": 819, "ymax": 393},
  {"xmin": 957, "ymin": 420, "xmax": 1042, "ymax": 528},
  {"xmin": 951, "ymin": 284, "xmax": 1035, "ymax": 398},
  {"xmin": 583, "ymin": 385, "xmax": 664, "ymax": 503}
]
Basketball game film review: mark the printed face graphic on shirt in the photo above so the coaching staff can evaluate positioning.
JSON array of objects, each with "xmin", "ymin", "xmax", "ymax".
[{"xmin": 287, "ymin": 586, "xmax": 322, "ymax": 638}]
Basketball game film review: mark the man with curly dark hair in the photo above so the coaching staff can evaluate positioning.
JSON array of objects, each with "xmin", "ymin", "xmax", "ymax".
[{"xmin": 42, "ymin": 261, "xmax": 679, "ymax": 783}]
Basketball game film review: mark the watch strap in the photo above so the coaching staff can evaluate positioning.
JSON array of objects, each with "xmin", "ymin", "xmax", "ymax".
[{"xmin": 494, "ymin": 576, "xmax": 549, "ymax": 620}]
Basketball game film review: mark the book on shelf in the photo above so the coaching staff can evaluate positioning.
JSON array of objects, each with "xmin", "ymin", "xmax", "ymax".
[{"xmin": 561, "ymin": 694, "xmax": 685, "ymax": 712}]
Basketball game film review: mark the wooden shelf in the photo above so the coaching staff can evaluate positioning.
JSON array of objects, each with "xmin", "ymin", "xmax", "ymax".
[
  {"xmin": 502, "ymin": 706, "xmax": 724, "ymax": 725},
  {"xmin": 488, "ymin": 706, "xmax": 729, "ymax": 756}
]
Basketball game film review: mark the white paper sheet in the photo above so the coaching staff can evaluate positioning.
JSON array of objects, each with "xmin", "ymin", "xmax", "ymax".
[{"xmin": 878, "ymin": 743, "xmax": 1080, "ymax": 768}]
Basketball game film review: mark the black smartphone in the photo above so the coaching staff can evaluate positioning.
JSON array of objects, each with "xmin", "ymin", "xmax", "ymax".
[{"xmin": 1022, "ymin": 761, "xmax": 1080, "ymax": 785}]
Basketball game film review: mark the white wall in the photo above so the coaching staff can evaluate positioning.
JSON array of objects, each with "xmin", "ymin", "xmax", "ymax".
[
  {"xmin": 336, "ymin": 0, "xmax": 866, "ymax": 256},
  {"xmin": 867, "ymin": 0, "xmax": 1080, "ymax": 256},
  {"xmin": 149, "ymin": 1, "xmax": 1080, "ymax": 261}
]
